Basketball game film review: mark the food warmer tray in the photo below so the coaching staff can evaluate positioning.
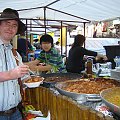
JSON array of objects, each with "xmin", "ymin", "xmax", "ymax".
[{"xmin": 40, "ymin": 72, "xmax": 82, "ymax": 88}]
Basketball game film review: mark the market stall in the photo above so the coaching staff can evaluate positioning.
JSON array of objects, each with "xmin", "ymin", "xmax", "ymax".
[
  {"xmin": 25, "ymin": 86, "xmax": 115, "ymax": 120},
  {"xmin": 24, "ymin": 75, "xmax": 120, "ymax": 120}
]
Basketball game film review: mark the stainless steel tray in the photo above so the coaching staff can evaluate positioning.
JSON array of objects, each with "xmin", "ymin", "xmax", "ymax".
[
  {"xmin": 55, "ymin": 80, "xmax": 101, "ymax": 102},
  {"xmin": 41, "ymin": 73, "xmax": 82, "ymax": 88}
]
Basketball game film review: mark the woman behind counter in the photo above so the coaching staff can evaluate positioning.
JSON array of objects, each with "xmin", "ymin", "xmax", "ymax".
[
  {"xmin": 26, "ymin": 34, "xmax": 66, "ymax": 73},
  {"xmin": 66, "ymin": 34, "xmax": 107, "ymax": 74}
]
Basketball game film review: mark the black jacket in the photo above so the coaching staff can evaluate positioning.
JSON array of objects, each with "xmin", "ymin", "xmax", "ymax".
[{"xmin": 66, "ymin": 46, "xmax": 97, "ymax": 73}]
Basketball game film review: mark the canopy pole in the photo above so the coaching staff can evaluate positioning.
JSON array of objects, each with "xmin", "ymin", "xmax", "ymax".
[
  {"xmin": 60, "ymin": 21, "xmax": 63, "ymax": 55},
  {"xmin": 83, "ymin": 22, "xmax": 86, "ymax": 48},
  {"xmin": 44, "ymin": 7, "xmax": 47, "ymax": 34}
]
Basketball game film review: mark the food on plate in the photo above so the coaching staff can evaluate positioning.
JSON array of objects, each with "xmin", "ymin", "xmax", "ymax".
[
  {"xmin": 25, "ymin": 113, "xmax": 36, "ymax": 120},
  {"xmin": 24, "ymin": 76, "xmax": 44, "ymax": 88},
  {"xmin": 25, "ymin": 76, "xmax": 43, "ymax": 83}
]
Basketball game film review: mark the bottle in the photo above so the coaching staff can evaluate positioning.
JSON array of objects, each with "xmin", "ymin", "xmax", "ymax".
[
  {"xmin": 86, "ymin": 58, "xmax": 93, "ymax": 75},
  {"xmin": 114, "ymin": 56, "xmax": 120, "ymax": 67}
]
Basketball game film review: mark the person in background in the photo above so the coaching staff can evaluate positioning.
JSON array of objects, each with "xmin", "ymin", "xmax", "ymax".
[
  {"xmin": 93, "ymin": 30, "xmax": 97, "ymax": 38},
  {"xmin": 26, "ymin": 34, "xmax": 66, "ymax": 73},
  {"xmin": 17, "ymin": 33, "xmax": 33, "ymax": 62},
  {"xmin": 33, "ymin": 38, "xmax": 41, "ymax": 49},
  {"xmin": 66, "ymin": 34, "xmax": 108, "ymax": 74},
  {"xmin": 54, "ymin": 41, "xmax": 61, "ymax": 54},
  {"xmin": 0, "ymin": 8, "xmax": 29, "ymax": 120}
]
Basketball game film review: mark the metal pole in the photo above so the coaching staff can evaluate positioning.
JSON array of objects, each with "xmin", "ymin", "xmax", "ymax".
[
  {"xmin": 65, "ymin": 26, "xmax": 67, "ymax": 57},
  {"xmin": 44, "ymin": 7, "xmax": 47, "ymax": 34},
  {"xmin": 61, "ymin": 21, "xmax": 63, "ymax": 55},
  {"xmin": 26, "ymin": 19, "xmax": 28, "ymax": 60},
  {"xmin": 83, "ymin": 22, "xmax": 86, "ymax": 48}
]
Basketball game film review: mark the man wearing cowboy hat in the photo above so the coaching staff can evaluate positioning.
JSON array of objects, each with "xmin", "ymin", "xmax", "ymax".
[{"xmin": 0, "ymin": 8, "xmax": 29, "ymax": 120}]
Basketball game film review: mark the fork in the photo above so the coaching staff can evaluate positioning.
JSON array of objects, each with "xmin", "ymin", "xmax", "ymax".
[{"xmin": 14, "ymin": 56, "xmax": 36, "ymax": 75}]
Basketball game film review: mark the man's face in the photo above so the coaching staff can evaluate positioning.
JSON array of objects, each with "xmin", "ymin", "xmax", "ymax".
[
  {"xmin": 41, "ymin": 42, "xmax": 52, "ymax": 52},
  {"xmin": 0, "ymin": 20, "xmax": 18, "ymax": 43}
]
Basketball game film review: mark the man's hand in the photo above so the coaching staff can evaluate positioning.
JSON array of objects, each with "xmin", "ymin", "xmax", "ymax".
[{"xmin": 9, "ymin": 65, "xmax": 29, "ymax": 79}]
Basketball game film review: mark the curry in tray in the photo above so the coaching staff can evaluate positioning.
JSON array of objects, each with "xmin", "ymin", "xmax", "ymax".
[
  {"xmin": 102, "ymin": 87, "xmax": 120, "ymax": 107},
  {"xmin": 61, "ymin": 78, "xmax": 120, "ymax": 94},
  {"xmin": 105, "ymin": 94, "xmax": 120, "ymax": 107}
]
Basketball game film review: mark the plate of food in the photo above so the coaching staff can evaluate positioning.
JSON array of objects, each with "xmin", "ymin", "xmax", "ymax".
[{"xmin": 24, "ymin": 75, "xmax": 44, "ymax": 88}]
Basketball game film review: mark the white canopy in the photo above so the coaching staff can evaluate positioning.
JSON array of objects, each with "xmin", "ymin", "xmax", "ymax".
[{"xmin": 0, "ymin": 0, "xmax": 120, "ymax": 22}]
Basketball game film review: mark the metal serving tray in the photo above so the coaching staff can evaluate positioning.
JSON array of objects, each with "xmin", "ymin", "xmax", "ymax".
[{"xmin": 55, "ymin": 79, "xmax": 101, "ymax": 102}]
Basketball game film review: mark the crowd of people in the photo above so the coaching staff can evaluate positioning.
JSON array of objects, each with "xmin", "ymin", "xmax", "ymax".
[
  {"xmin": 0, "ymin": 7, "xmax": 109, "ymax": 120},
  {"xmin": 20, "ymin": 33, "xmax": 108, "ymax": 75}
]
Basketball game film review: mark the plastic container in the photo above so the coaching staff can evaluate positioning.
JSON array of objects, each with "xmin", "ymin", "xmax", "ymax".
[{"xmin": 114, "ymin": 56, "xmax": 120, "ymax": 67}]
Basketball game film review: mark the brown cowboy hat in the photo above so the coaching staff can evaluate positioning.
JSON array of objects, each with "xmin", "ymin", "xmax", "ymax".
[{"xmin": 0, "ymin": 8, "xmax": 26, "ymax": 34}]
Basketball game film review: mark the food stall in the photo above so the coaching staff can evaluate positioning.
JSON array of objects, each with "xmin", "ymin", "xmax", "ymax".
[
  {"xmin": 24, "ymin": 73, "xmax": 120, "ymax": 120},
  {"xmin": 25, "ymin": 86, "xmax": 115, "ymax": 120}
]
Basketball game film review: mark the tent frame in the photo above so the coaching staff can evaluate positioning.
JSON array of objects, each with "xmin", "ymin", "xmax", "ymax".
[{"xmin": 18, "ymin": 0, "xmax": 91, "ymax": 57}]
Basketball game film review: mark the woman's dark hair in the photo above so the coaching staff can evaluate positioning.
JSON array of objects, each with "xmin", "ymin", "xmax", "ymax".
[
  {"xmin": 40, "ymin": 34, "xmax": 53, "ymax": 46},
  {"xmin": 72, "ymin": 34, "xmax": 85, "ymax": 48}
]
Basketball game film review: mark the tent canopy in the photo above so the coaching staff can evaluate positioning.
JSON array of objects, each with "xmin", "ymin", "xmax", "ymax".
[{"xmin": 0, "ymin": 0, "xmax": 120, "ymax": 22}]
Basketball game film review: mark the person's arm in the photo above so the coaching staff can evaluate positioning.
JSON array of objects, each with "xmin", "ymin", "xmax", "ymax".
[
  {"xmin": 36, "ymin": 64, "xmax": 52, "ymax": 71},
  {"xmin": 25, "ymin": 59, "xmax": 52, "ymax": 72},
  {"xmin": 0, "ymin": 64, "xmax": 29, "ymax": 82},
  {"xmin": 82, "ymin": 47, "xmax": 97, "ymax": 57},
  {"xmin": 24, "ymin": 59, "xmax": 40, "ymax": 70},
  {"xmin": 82, "ymin": 47, "xmax": 108, "ymax": 61}
]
